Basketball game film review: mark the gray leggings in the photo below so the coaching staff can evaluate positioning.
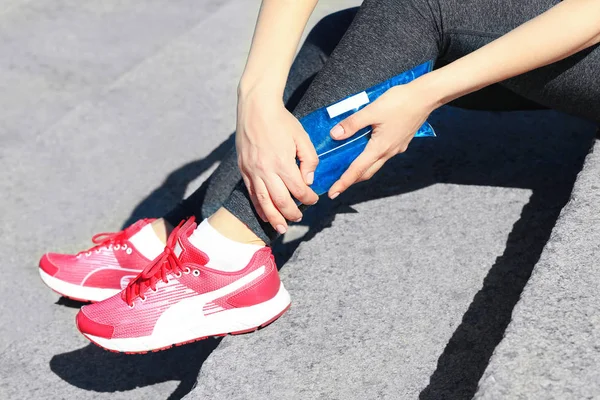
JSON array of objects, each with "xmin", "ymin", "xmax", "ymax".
[{"xmin": 165, "ymin": 0, "xmax": 600, "ymax": 243}]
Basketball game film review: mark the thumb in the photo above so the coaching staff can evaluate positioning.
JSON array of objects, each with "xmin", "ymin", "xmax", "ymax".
[{"xmin": 330, "ymin": 105, "xmax": 374, "ymax": 141}]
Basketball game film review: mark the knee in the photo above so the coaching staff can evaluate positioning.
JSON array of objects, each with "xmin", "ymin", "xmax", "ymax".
[{"xmin": 304, "ymin": 8, "xmax": 358, "ymax": 56}]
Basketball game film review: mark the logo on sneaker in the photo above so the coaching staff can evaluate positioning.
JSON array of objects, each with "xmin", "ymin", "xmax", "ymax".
[{"xmin": 154, "ymin": 265, "xmax": 267, "ymax": 324}]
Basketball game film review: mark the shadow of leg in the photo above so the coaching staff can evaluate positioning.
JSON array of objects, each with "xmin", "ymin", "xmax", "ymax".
[
  {"xmin": 418, "ymin": 187, "xmax": 576, "ymax": 400},
  {"xmin": 121, "ymin": 135, "xmax": 235, "ymax": 229},
  {"xmin": 50, "ymin": 338, "xmax": 222, "ymax": 400}
]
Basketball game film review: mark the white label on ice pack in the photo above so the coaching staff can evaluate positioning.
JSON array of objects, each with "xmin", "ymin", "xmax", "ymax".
[{"xmin": 326, "ymin": 91, "xmax": 369, "ymax": 119}]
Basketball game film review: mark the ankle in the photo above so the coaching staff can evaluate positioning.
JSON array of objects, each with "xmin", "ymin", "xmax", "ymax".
[
  {"xmin": 188, "ymin": 219, "xmax": 263, "ymax": 272},
  {"xmin": 151, "ymin": 218, "xmax": 174, "ymax": 245},
  {"xmin": 208, "ymin": 208, "xmax": 266, "ymax": 246}
]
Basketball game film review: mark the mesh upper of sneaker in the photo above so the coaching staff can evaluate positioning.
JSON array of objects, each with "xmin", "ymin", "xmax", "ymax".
[{"xmin": 40, "ymin": 219, "xmax": 155, "ymax": 288}]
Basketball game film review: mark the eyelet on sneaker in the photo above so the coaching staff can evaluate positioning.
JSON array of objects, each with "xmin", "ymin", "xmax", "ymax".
[
  {"xmin": 126, "ymin": 248, "xmax": 132, "ymax": 255},
  {"xmin": 174, "ymin": 272, "xmax": 182, "ymax": 278},
  {"xmin": 151, "ymin": 288, "xmax": 158, "ymax": 293},
  {"xmin": 128, "ymin": 302, "xmax": 135, "ymax": 309},
  {"xmin": 183, "ymin": 267, "xmax": 191, "ymax": 274},
  {"xmin": 122, "ymin": 244, "xmax": 127, "ymax": 250},
  {"xmin": 114, "ymin": 245, "xmax": 120, "ymax": 250},
  {"xmin": 140, "ymin": 296, "xmax": 146, "ymax": 302},
  {"xmin": 85, "ymin": 251, "xmax": 92, "ymax": 257},
  {"xmin": 192, "ymin": 270, "xmax": 200, "ymax": 277},
  {"xmin": 95, "ymin": 249, "xmax": 101, "ymax": 253}
]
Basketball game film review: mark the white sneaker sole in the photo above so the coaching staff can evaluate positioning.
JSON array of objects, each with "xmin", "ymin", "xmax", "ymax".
[
  {"xmin": 39, "ymin": 269, "xmax": 120, "ymax": 303},
  {"xmin": 81, "ymin": 283, "xmax": 292, "ymax": 353}
]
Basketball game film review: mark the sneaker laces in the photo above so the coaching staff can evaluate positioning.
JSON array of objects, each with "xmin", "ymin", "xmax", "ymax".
[
  {"xmin": 124, "ymin": 219, "xmax": 187, "ymax": 306},
  {"xmin": 80, "ymin": 218, "xmax": 153, "ymax": 255}
]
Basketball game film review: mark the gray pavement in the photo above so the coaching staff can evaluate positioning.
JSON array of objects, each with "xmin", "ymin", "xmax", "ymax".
[
  {"xmin": 475, "ymin": 140, "xmax": 600, "ymax": 400},
  {"xmin": 1, "ymin": 1, "xmax": 599, "ymax": 399}
]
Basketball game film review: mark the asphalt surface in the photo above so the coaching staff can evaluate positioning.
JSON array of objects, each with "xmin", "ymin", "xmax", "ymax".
[
  {"xmin": 475, "ymin": 140, "xmax": 600, "ymax": 400},
  {"xmin": 1, "ymin": 1, "xmax": 598, "ymax": 399}
]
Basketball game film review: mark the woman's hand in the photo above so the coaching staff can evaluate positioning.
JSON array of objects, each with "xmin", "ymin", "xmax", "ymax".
[
  {"xmin": 327, "ymin": 82, "xmax": 437, "ymax": 199},
  {"xmin": 236, "ymin": 90, "xmax": 319, "ymax": 234}
]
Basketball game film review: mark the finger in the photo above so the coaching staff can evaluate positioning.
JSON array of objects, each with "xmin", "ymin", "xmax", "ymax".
[
  {"xmin": 294, "ymin": 130, "xmax": 319, "ymax": 185},
  {"xmin": 281, "ymin": 164, "xmax": 319, "ymax": 206},
  {"xmin": 252, "ymin": 177, "xmax": 288, "ymax": 234},
  {"xmin": 263, "ymin": 174, "xmax": 303, "ymax": 224},
  {"xmin": 330, "ymin": 104, "xmax": 375, "ymax": 141},
  {"xmin": 357, "ymin": 157, "xmax": 387, "ymax": 183},
  {"xmin": 328, "ymin": 142, "xmax": 382, "ymax": 198},
  {"xmin": 243, "ymin": 173, "xmax": 268, "ymax": 222}
]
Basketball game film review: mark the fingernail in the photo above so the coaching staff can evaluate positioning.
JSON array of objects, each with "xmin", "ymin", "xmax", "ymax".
[
  {"xmin": 330, "ymin": 125, "xmax": 344, "ymax": 139},
  {"xmin": 330, "ymin": 192, "xmax": 340, "ymax": 200},
  {"xmin": 306, "ymin": 172, "xmax": 314, "ymax": 185},
  {"xmin": 294, "ymin": 217, "xmax": 302, "ymax": 223},
  {"xmin": 276, "ymin": 224, "xmax": 287, "ymax": 234}
]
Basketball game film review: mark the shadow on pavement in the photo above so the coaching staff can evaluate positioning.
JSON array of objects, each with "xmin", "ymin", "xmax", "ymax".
[
  {"xmin": 418, "ymin": 188, "xmax": 563, "ymax": 400},
  {"xmin": 49, "ymin": 106, "xmax": 596, "ymax": 399},
  {"xmin": 55, "ymin": 297, "xmax": 87, "ymax": 309},
  {"xmin": 121, "ymin": 134, "xmax": 235, "ymax": 229},
  {"xmin": 50, "ymin": 338, "xmax": 222, "ymax": 400}
]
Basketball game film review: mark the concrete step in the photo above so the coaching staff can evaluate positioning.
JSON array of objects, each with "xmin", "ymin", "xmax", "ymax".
[
  {"xmin": 0, "ymin": 0, "xmax": 242, "ymax": 350},
  {"xmin": 2, "ymin": 0, "xmax": 598, "ymax": 399},
  {"xmin": 4, "ymin": 107, "xmax": 595, "ymax": 400},
  {"xmin": 475, "ymin": 133, "xmax": 600, "ymax": 400},
  {"xmin": 0, "ymin": 0, "xmax": 229, "ymax": 144}
]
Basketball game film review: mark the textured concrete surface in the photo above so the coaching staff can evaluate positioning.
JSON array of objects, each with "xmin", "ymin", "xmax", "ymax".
[
  {"xmin": 1, "ymin": 1, "xmax": 598, "ymax": 399},
  {"xmin": 475, "ymin": 140, "xmax": 600, "ymax": 400},
  {"xmin": 0, "ymin": 0, "xmax": 225, "ymax": 143}
]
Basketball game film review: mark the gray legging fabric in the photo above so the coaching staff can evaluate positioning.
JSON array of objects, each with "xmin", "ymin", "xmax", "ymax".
[{"xmin": 165, "ymin": 0, "xmax": 600, "ymax": 244}]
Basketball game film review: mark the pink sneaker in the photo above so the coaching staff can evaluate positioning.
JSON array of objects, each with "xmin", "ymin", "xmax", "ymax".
[
  {"xmin": 39, "ymin": 219, "xmax": 157, "ymax": 302},
  {"xmin": 75, "ymin": 218, "xmax": 291, "ymax": 353}
]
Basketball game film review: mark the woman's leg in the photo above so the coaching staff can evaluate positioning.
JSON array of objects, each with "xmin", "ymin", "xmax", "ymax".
[
  {"xmin": 161, "ymin": 8, "xmax": 359, "ymax": 234},
  {"xmin": 224, "ymin": 0, "xmax": 600, "ymax": 245},
  {"xmin": 439, "ymin": 0, "xmax": 600, "ymax": 122},
  {"xmin": 173, "ymin": 0, "xmax": 600, "ymax": 246},
  {"xmin": 223, "ymin": 0, "xmax": 444, "ymax": 243}
]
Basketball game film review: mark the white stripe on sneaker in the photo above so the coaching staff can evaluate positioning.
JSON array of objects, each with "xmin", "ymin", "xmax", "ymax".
[
  {"xmin": 39, "ymin": 269, "xmax": 120, "ymax": 302},
  {"xmin": 84, "ymin": 283, "xmax": 291, "ymax": 352},
  {"xmin": 152, "ymin": 266, "xmax": 267, "ymax": 332}
]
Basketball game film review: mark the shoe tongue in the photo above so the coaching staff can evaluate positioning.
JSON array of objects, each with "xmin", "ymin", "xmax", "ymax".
[{"xmin": 171, "ymin": 219, "xmax": 209, "ymax": 265}]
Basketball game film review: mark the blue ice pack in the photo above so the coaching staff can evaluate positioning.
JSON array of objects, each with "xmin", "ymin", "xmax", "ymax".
[{"xmin": 299, "ymin": 61, "xmax": 435, "ymax": 197}]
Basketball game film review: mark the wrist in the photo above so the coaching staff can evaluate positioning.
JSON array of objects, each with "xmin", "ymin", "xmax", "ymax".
[
  {"xmin": 408, "ymin": 69, "xmax": 454, "ymax": 111},
  {"xmin": 238, "ymin": 73, "xmax": 285, "ymax": 103}
]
